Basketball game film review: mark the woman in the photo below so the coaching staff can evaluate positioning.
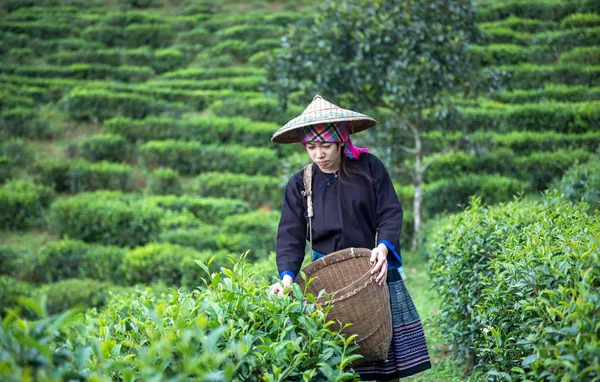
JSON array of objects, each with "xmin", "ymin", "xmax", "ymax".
[{"xmin": 269, "ymin": 95, "xmax": 431, "ymax": 380}]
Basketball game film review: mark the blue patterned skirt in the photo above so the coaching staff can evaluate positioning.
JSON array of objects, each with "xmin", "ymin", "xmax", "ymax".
[{"xmin": 349, "ymin": 268, "xmax": 431, "ymax": 380}]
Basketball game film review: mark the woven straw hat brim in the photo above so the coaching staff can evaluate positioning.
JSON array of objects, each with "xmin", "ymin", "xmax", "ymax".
[{"xmin": 272, "ymin": 95, "xmax": 377, "ymax": 144}]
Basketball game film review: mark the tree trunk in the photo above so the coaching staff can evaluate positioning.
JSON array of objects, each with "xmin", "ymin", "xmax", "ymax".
[{"xmin": 410, "ymin": 116, "xmax": 424, "ymax": 252}]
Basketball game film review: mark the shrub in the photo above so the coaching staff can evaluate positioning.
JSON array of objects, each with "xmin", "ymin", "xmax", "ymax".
[
  {"xmin": 39, "ymin": 278, "xmax": 114, "ymax": 315},
  {"xmin": 123, "ymin": 23, "xmax": 175, "ymax": 48},
  {"xmin": 478, "ymin": 16, "xmax": 557, "ymax": 33},
  {"xmin": 0, "ymin": 138, "xmax": 33, "ymax": 165},
  {"xmin": 531, "ymin": 27, "xmax": 600, "ymax": 51},
  {"xmin": 47, "ymin": 191, "xmax": 163, "ymax": 247},
  {"xmin": 208, "ymin": 96, "xmax": 295, "ymax": 124},
  {"xmin": 478, "ymin": 0, "xmax": 599, "ymax": 22},
  {"xmin": 30, "ymin": 239, "xmax": 126, "ymax": 283},
  {"xmin": 32, "ymin": 159, "xmax": 133, "ymax": 193},
  {"xmin": 158, "ymin": 225, "xmax": 220, "ymax": 251},
  {"xmin": 192, "ymin": 171, "xmax": 283, "ymax": 208},
  {"xmin": 216, "ymin": 24, "xmax": 281, "ymax": 42},
  {"xmin": 221, "ymin": 210, "xmax": 279, "ymax": 259},
  {"xmin": 499, "ymin": 63, "xmax": 600, "ymax": 89},
  {"xmin": 162, "ymin": 66, "xmax": 265, "ymax": 80},
  {"xmin": 515, "ymin": 149, "xmax": 591, "ymax": 191},
  {"xmin": 493, "ymin": 84, "xmax": 600, "ymax": 103},
  {"xmin": 428, "ymin": 193, "xmax": 600, "ymax": 380},
  {"xmin": 0, "ymin": 179, "xmax": 54, "ymax": 230},
  {"xmin": 0, "ymin": 276, "xmax": 34, "ymax": 314},
  {"xmin": 559, "ymin": 46, "xmax": 600, "ymax": 65},
  {"xmin": 143, "ymin": 194, "xmax": 251, "ymax": 223},
  {"xmin": 560, "ymin": 12, "xmax": 600, "ymax": 28},
  {"xmin": 70, "ymin": 133, "xmax": 131, "ymax": 162},
  {"xmin": 139, "ymin": 140, "xmax": 278, "ymax": 175},
  {"xmin": 145, "ymin": 167, "xmax": 183, "ymax": 196},
  {"xmin": 554, "ymin": 153, "xmax": 600, "ymax": 212},
  {"xmin": 152, "ymin": 48, "xmax": 185, "ymax": 73},
  {"xmin": 119, "ymin": 242, "xmax": 227, "ymax": 287},
  {"xmin": 0, "ymin": 107, "xmax": 57, "ymax": 139}
]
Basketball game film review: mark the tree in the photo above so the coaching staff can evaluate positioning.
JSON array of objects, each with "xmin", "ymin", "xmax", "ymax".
[{"xmin": 267, "ymin": 0, "xmax": 496, "ymax": 250}]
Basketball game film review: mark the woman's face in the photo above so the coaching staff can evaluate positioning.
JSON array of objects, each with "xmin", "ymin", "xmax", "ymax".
[{"xmin": 305, "ymin": 142, "xmax": 343, "ymax": 173}]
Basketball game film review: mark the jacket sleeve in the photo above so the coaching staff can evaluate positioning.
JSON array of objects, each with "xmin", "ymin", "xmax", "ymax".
[
  {"xmin": 370, "ymin": 155, "xmax": 404, "ymax": 267},
  {"xmin": 276, "ymin": 173, "xmax": 307, "ymax": 279}
]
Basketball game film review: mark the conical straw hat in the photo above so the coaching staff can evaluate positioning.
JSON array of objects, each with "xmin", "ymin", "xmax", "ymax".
[{"xmin": 271, "ymin": 95, "xmax": 377, "ymax": 144}]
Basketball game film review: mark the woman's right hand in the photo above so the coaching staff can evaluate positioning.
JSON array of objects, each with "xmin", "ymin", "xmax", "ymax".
[{"xmin": 269, "ymin": 275, "xmax": 294, "ymax": 295}]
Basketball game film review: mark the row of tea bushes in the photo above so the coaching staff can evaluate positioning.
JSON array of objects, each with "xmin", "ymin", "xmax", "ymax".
[
  {"xmin": 553, "ymin": 152, "xmax": 600, "ymax": 212},
  {"xmin": 0, "ymin": 179, "xmax": 54, "ymax": 229},
  {"xmin": 0, "ymin": 63, "xmax": 155, "ymax": 83},
  {"xmin": 469, "ymin": 44, "xmax": 600, "ymax": 66},
  {"xmin": 192, "ymin": 171, "xmax": 284, "ymax": 209},
  {"xmin": 479, "ymin": 12, "xmax": 600, "ymax": 32},
  {"xmin": 441, "ymin": 100, "xmax": 600, "ymax": 133},
  {"xmin": 0, "ymin": 74, "xmax": 80, "ymax": 103},
  {"xmin": 66, "ymin": 133, "xmax": 131, "ymax": 163},
  {"xmin": 443, "ymin": 130, "xmax": 600, "ymax": 155},
  {"xmin": 104, "ymin": 116, "xmax": 278, "ymax": 147},
  {"xmin": 427, "ymin": 193, "xmax": 599, "ymax": 380},
  {"xmin": 481, "ymin": 24, "xmax": 600, "ymax": 48},
  {"xmin": 499, "ymin": 63, "xmax": 600, "ymax": 89},
  {"xmin": 478, "ymin": 0, "xmax": 599, "ymax": 22},
  {"xmin": 138, "ymin": 140, "xmax": 279, "ymax": 176},
  {"xmin": 161, "ymin": 66, "xmax": 266, "ymax": 80},
  {"xmin": 0, "ymin": 107, "xmax": 58, "ymax": 139},
  {"xmin": 147, "ymin": 76, "xmax": 265, "ymax": 92},
  {"xmin": 423, "ymin": 148, "xmax": 592, "ymax": 190},
  {"xmin": 47, "ymin": 47, "xmax": 188, "ymax": 73},
  {"xmin": 492, "ymin": 84, "xmax": 600, "ymax": 103},
  {"xmin": 142, "ymin": 194, "xmax": 251, "ymax": 224},
  {"xmin": 31, "ymin": 158, "xmax": 134, "ymax": 193},
  {"xmin": 0, "ymin": 260, "xmax": 359, "ymax": 380}
]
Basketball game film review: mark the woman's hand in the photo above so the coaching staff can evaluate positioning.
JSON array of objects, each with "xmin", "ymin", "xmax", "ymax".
[
  {"xmin": 269, "ymin": 274, "xmax": 294, "ymax": 295},
  {"xmin": 370, "ymin": 244, "xmax": 388, "ymax": 286}
]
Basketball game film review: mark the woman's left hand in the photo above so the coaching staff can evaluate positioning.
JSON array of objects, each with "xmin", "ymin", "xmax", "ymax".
[{"xmin": 370, "ymin": 243, "xmax": 388, "ymax": 286}]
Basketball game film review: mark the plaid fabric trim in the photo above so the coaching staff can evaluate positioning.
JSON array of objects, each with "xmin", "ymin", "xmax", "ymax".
[{"xmin": 301, "ymin": 122, "xmax": 343, "ymax": 143}]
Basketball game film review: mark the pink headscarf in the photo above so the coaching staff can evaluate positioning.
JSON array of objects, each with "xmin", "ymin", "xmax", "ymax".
[{"xmin": 301, "ymin": 121, "xmax": 369, "ymax": 159}]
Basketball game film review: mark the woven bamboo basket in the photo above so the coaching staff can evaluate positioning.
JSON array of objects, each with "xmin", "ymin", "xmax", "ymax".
[{"xmin": 295, "ymin": 247, "xmax": 392, "ymax": 365}]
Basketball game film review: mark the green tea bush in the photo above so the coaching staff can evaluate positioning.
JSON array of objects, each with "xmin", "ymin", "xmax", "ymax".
[
  {"xmin": 500, "ymin": 63, "xmax": 600, "ymax": 89},
  {"xmin": 120, "ymin": 242, "xmax": 226, "ymax": 287},
  {"xmin": 0, "ymin": 21, "xmax": 73, "ymax": 39},
  {"xmin": 152, "ymin": 48, "xmax": 186, "ymax": 73},
  {"xmin": 0, "ymin": 157, "xmax": 16, "ymax": 182},
  {"xmin": 531, "ymin": 26, "xmax": 600, "ymax": 51},
  {"xmin": 428, "ymin": 193, "xmax": 600, "ymax": 380},
  {"xmin": 493, "ymin": 84, "xmax": 600, "ymax": 103},
  {"xmin": 39, "ymin": 278, "xmax": 115, "ymax": 315},
  {"xmin": 162, "ymin": 66, "xmax": 265, "ymax": 80},
  {"xmin": 0, "ymin": 92, "xmax": 35, "ymax": 111},
  {"xmin": 480, "ymin": 26, "xmax": 530, "ymax": 45},
  {"xmin": 69, "ymin": 133, "xmax": 131, "ymax": 162},
  {"xmin": 221, "ymin": 210, "xmax": 279, "ymax": 259},
  {"xmin": 59, "ymin": 86, "xmax": 185, "ymax": 122},
  {"xmin": 192, "ymin": 172, "xmax": 283, "ymax": 208},
  {"xmin": 2, "ymin": 64, "xmax": 154, "ymax": 83},
  {"xmin": 0, "ymin": 74, "xmax": 79, "ymax": 103},
  {"xmin": 143, "ymin": 194, "xmax": 251, "ymax": 223},
  {"xmin": 0, "ymin": 276, "xmax": 34, "ymax": 314},
  {"xmin": 559, "ymin": 46, "xmax": 600, "ymax": 65},
  {"xmin": 0, "ymin": 259, "xmax": 359, "ymax": 380},
  {"xmin": 150, "ymin": 76, "xmax": 264, "ymax": 91},
  {"xmin": 4, "ymin": 47, "xmax": 34, "ymax": 65},
  {"xmin": 216, "ymin": 24, "xmax": 281, "ymax": 41},
  {"xmin": 478, "ymin": 0, "xmax": 599, "ymax": 22},
  {"xmin": 554, "ymin": 153, "xmax": 600, "ymax": 213},
  {"xmin": 0, "ymin": 107, "xmax": 57, "ymax": 139},
  {"xmin": 0, "ymin": 138, "xmax": 34, "ymax": 165},
  {"xmin": 208, "ymin": 96, "xmax": 295, "ymax": 124},
  {"xmin": 145, "ymin": 167, "xmax": 183, "ymax": 196},
  {"xmin": 158, "ymin": 209, "xmax": 203, "ymax": 230},
  {"xmin": 123, "ymin": 23, "xmax": 175, "ymax": 48},
  {"xmin": 515, "ymin": 149, "xmax": 592, "ymax": 190},
  {"xmin": 31, "ymin": 158, "xmax": 133, "ymax": 193},
  {"xmin": 560, "ymin": 12, "xmax": 600, "ymax": 28},
  {"xmin": 0, "ymin": 179, "xmax": 54, "ymax": 230},
  {"xmin": 30, "ymin": 239, "xmax": 126, "ymax": 284},
  {"xmin": 105, "ymin": 115, "xmax": 276, "ymax": 146},
  {"xmin": 206, "ymin": 39, "xmax": 251, "ymax": 60},
  {"xmin": 158, "ymin": 225, "xmax": 220, "ymax": 251},
  {"xmin": 478, "ymin": 16, "xmax": 556, "ymax": 33},
  {"xmin": 139, "ymin": 140, "xmax": 278, "ymax": 175},
  {"xmin": 47, "ymin": 191, "xmax": 163, "ymax": 247}
]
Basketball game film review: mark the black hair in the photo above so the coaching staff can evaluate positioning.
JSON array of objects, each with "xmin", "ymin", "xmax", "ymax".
[{"xmin": 336, "ymin": 143, "xmax": 376, "ymax": 186}]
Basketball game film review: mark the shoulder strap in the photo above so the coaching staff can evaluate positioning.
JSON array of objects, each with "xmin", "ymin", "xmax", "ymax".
[{"xmin": 301, "ymin": 163, "xmax": 314, "ymax": 254}]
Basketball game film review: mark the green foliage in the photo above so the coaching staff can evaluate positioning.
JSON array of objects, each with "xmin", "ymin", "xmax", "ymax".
[
  {"xmin": 493, "ymin": 84, "xmax": 600, "ymax": 103},
  {"xmin": 145, "ymin": 167, "xmax": 183, "ymax": 196},
  {"xmin": 222, "ymin": 210, "xmax": 280, "ymax": 258},
  {"xmin": 531, "ymin": 26, "xmax": 600, "ymax": 51},
  {"xmin": 208, "ymin": 95, "xmax": 298, "ymax": 124},
  {"xmin": 120, "ymin": 242, "xmax": 225, "ymax": 287},
  {"xmin": 0, "ymin": 138, "xmax": 34, "ymax": 166},
  {"xmin": 31, "ymin": 158, "xmax": 133, "ymax": 193},
  {"xmin": 0, "ymin": 276, "xmax": 34, "ymax": 313},
  {"xmin": 39, "ymin": 278, "xmax": 115, "ymax": 315},
  {"xmin": 30, "ymin": 239, "xmax": 126, "ymax": 284},
  {"xmin": 500, "ymin": 63, "xmax": 600, "ymax": 89},
  {"xmin": 428, "ymin": 193, "xmax": 600, "ymax": 380},
  {"xmin": 105, "ymin": 115, "xmax": 278, "ymax": 147},
  {"xmin": 1, "ymin": 64, "xmax": 155, "ymax": 83},
  {"xmin": 0, "ymin": 179, "xmax": 54, "ymax": 230},
  {"xmin": 478, "ymin": 0, "xmax": 600, "ymax": 22},
  {"xmin": 0, "ymin": 107, "xmax": 58, "ymax": 139},
  {"xmin": 139, "ymin": 140, "xmax": 278, "ymax": 176},
  {"xmin": 0, "ymin": 260, "xmax": 360, "ymax": 380},
  {"xmin": 478, "ymin": 16, "xmax": 557, "ymax": 33},
  {"xmin": 192, "ymin": 171, "xmax": 283, "ymax": 208},
  {"xmin": 152, "ymin": 48, "xmax": 186, "ymax": 73},
  {"xmin": 559, "ymin": 46, "xmax": 600, "ymax": 65},
  {"xmin": 47, "ymin": 191, "xmax": 163, "ymax": 247},
  {"xmin": 560, "ymin": 12, "xmax": 600, "ymax": 28},
  {"xmin": 143, "ymin": 194, "xmax": 251, "ymax": 223},
  {"xmin": 68, "ymin": 133, "xmax": 131, "ymax": 162},
  {"xmin": 554, "ymin": 153, "xmax": 600, "ymax": 213}
]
